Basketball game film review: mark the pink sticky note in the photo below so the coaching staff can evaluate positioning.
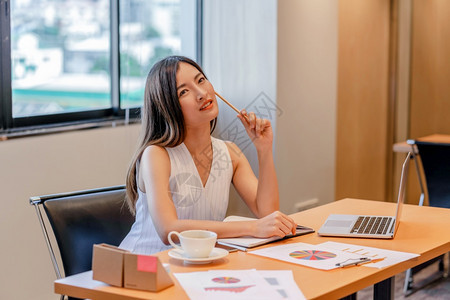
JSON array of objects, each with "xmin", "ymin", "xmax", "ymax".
[{"xmin": 137, "ymin": 255, "xmax": 157, "ymax": 273}]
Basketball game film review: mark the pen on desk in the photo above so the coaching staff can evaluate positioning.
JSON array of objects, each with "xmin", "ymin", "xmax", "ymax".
[
  {"xmin": 359, "ymin": 257, "xmax": 385, "ymax": 265},
  {"xmin": 336, "ymin": 257, "xmax": 371, "ymax": 268},
  {"xmin": 229, "ymin": 245, "xmax": 248, "ymax": 252}
]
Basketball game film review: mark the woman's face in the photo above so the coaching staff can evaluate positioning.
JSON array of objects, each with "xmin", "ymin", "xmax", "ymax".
[{"xmin": 176, "ymin": 62, "xmax": 218, "ymax": 128}]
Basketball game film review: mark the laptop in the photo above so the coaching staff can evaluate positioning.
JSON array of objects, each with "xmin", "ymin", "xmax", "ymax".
[{"xmin": 318, "ymin": 153, "xmax": 411, "ymax": 239}]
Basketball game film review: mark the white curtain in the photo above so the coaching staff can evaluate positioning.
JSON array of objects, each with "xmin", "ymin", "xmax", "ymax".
[{"xmin": 202, "ymin": 0, "xmax": 278, "ymax": 171}]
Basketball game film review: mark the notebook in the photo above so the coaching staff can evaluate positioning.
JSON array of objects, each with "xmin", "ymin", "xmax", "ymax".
[
  {"xmin": 217, "ymin": 215, "xmax": 314, "ymax": 249},
  {"xmin": 318, "ymin": 153, "xmax": 411, "ymax": 239}
]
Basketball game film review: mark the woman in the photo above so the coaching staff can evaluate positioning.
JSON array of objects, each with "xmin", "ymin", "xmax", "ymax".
[{"xmin": 120, "ymin": 55, "xmax": 296, "ymax": 254}]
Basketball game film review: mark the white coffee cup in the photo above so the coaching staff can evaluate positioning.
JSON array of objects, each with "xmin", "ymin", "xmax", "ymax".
[{"xmin": 167, "ymin": 230, "xmax": 217, "ymax": 258}]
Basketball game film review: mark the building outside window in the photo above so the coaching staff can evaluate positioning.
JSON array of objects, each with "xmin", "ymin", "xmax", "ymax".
[{"xmin": 2, "ymin": 0, "xmax": 199, "ymax": 131}]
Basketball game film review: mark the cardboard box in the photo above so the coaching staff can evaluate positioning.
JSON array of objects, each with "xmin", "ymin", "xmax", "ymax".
[
  {"xmin": 124, "ymin": 252, "xmax": 173, "ymax": 292},
  {"xmin": 92, "ymin": 243, "xmax": 173, "ymax": 292},
  {"xmin": 92, "ymin": 244, "xmax": 127, "ymax": 287}
]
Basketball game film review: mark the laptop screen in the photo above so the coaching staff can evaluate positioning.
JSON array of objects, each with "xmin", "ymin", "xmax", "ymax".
[{"xmin": 392, "ymin": 153, "xmax": 411, "ymax": 233}]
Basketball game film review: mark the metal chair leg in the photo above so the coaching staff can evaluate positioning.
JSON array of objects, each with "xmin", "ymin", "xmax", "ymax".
[
  {"xmin": 409, "ymin": 149, "xmax": 426, "ymax": 206},
  {"xmin": 32, "ymin": 202, "xmax": 62, "ymax": 279},
  {"xmin": 403, "ymin": 268, "xmax": 413, "ymax": 294},
  {"xmin": 403, "ymin": 149, "xmax": 426, "ymax": 295}
]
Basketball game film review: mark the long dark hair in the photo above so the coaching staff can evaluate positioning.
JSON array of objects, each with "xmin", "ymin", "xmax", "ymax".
[{"xmin": 125, "ymin": 56, "xmax": 217, "ymax": 214}]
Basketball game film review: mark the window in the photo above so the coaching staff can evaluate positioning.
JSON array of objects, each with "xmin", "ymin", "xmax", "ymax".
[{"xmin": 1, "ymin": 0, "xmax": 200, "ymax": 133}]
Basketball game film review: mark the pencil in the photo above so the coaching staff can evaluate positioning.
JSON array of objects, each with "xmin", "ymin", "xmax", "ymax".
[{"xmin": 214, "ymin": 91, "xmax": 250, "ymax": 122}]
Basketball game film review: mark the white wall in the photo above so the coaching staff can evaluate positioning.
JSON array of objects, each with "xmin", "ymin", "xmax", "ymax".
[
  {"xmin": 276, "ymin": 0, "xmax": 338, "ymax": 213},
  {"xmin": 0, "ymin": 124, "xmax": 140, "ymax": 299}
]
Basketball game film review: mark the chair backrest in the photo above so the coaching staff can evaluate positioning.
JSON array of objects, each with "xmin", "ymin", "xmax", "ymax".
[
  {"xmin": 415, "ymin": 141, "xmax": 450, "ymax": 209},
  {"xmin": 30, "ymin": 185, "xmax": 135, "ymax": 277}
]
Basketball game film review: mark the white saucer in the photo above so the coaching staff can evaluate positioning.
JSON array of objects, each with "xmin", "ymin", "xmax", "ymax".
[{"xmin": 168, "ymin": 247, "xmax": 228, "ymax": 264}]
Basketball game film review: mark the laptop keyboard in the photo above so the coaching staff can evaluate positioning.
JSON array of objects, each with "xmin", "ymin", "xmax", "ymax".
[{"xmin": 351, "ymin": 216, "xmax": 392, "ymax": 235}]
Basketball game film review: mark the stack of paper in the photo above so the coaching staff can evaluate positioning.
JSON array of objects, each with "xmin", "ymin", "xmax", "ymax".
[{"xmin": 174, "ymin": 269, "xmax": 305, "ymax": 300}]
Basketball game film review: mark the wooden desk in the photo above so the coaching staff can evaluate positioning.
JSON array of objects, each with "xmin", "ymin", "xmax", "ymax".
[
  {"xmin": 55, "ymin": 199, "xmax": 450, "ymax": 300},
  {"xmin": 393, "ymin": 133, "xmax": 450, "ymax": 153}
]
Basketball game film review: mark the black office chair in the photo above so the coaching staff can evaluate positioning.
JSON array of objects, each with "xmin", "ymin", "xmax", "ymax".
[
  {"xmin": 414, "ymin": 141, "xmax": 450, "ymax": 208},
  {"xmin": 403, "ymin": 140, "xmax": 450, "ymax": 295},
  {"xmin": 30, "ymin": 185, "xmax": 135, "ymax": 300}
]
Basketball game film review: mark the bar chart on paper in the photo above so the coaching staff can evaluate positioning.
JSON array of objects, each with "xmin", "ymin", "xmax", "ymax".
[{"xmin": 318, "ymin": 242, "xmax": 419, "ymax": 268}]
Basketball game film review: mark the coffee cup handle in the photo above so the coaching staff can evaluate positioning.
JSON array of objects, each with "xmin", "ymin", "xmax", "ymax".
[{"xmin": 167, "ymin": 231, "xmax": 183, "ymax": 251}]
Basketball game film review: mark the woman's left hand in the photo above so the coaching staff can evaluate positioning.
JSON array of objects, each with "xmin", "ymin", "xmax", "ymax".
[{"xmin": 237, "ymin": 110, "xmax": 273, "ymax": 152}]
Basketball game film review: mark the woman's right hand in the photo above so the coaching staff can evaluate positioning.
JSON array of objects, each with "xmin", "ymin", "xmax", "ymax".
[
  {"xmin": 237, "ymin": 110, "xmax": 273, "ymax": 153},
  {"xmin": 252, "ymin": 211, "xmax": 297, "ymax": 238}
]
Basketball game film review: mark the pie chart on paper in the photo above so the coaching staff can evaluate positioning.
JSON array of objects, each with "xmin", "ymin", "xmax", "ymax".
[
  {"xmin": 212, "ymin": 276, "xmax": 241, "ymax": 284},
  {"xmin": 289, "ymin": 250, "xmax": 337, "ymax": 260}
]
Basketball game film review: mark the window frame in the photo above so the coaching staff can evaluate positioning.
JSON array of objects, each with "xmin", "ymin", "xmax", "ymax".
[
  {"xmin": 1, "ymin": 0, "xmax": 12, "ymax": 131},
  {"xmin": 1, "ymin": 0, "xmax": 202, "ymax": 135}
]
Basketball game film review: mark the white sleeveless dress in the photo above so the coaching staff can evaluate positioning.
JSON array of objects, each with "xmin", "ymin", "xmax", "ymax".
[{"xmin": 119, "ymin": 137, "xmax": 233, "ymax": 255}]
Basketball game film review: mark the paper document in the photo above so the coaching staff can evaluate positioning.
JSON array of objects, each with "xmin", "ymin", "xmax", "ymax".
[
  {"xmin": 174, "ymin": 269, "xmax": 305, "ymax": 300},
  {"xmin": 249, "ymin": 242, "xmax": 368, "ymax": 270},
  {"xmin": 317, "ymin": 241, "xmax": 420, "ymax": 268},
  {"xmin": 217, "ymin": 216, "xmax": 314, "ymax": 249},
  {"xmin": 258, "ymin": 270, "xmax": 306, "ymax": 300}
]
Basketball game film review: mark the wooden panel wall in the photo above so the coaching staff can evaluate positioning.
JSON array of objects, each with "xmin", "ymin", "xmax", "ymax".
[
  {"xmin": 409, "ymin": 0, "xmax": 450, "ymax": 138},
  {"xmin": 335, "ymin": 0, "xmax": 391, "ymax": 201},
  {"xmin": 404, "ymin": 0, "xmax": 450, "ymax": 204}
]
